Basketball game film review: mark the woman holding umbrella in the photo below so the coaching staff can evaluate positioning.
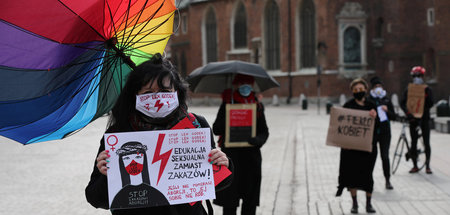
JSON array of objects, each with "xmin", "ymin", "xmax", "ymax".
[
  {"xmin": 212, "ymin": 74, "xmax": 269, "ymax": 215},
  {"xmin": 85, "ymin": 54, "xmax": 232, "ymax": 215}
]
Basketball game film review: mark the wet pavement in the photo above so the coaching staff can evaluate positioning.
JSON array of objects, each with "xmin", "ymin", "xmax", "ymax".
[{"xmin": 1, "ymin": 105, "xmax": 450, "ymax": 215}]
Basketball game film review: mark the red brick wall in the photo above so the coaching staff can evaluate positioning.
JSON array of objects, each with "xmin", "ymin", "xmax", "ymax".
[{"xmin": 170, "ymin": 0, "xmax": 450, "ymax": 101}]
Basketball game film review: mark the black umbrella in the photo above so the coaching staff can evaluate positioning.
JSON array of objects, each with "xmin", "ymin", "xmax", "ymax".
[{"xmin": 186, "ymin": 60, "xmax": 280, "ymax": 93}]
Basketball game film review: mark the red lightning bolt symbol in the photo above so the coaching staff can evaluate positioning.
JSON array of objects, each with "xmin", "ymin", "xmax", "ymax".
[
  {"xmin": 415, "ymin": 99, "xmax": 421, "ymax": 113},
  {"xmin": 152, "ymin": 133, "xmax": 173, "ymax": 185},
  {"xmin": 154, "ymin": 99, "xmax": 163, "ymax": 112}
]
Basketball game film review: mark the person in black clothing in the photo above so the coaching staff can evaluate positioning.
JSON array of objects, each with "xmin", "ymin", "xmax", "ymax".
[
  {"xmin": 85, "ymin": 54, "xmax": 232, "ymax": 215},
  {"xmin": 367, "ymin": 77, "xmax": 396, "ymax": 190},
  {"xmin": 212, "ymin": 74, "xmax": 269, "ymax": 215},
  {"xmin": 400, "ymin": 66, "xmax": 434, "ymax": 174},
  {"xmin": 336, "ymin": 78, "xmax": 377, "ymax": 214}
]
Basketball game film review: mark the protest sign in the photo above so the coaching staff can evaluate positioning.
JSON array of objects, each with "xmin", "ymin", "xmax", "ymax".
[
  {"xmin": 224, "ymin": 103, "xmax": 257, "ymax": 147},
  {"xmin": 407, "ymin": 84, "xmax": 427, "ymax": 118},
  {"xmin": 105, "ymin": 128, "xmax": 215, "ymax": 210},
  {"xmin": 325, "ymin": 107, "xmax": 375, "ymax": 152}
]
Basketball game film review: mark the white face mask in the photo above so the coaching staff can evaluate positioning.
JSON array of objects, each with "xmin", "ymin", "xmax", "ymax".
[
  {"xmin": 413, "ymin": 77, "xmax": 424, "ymax": 84},
  {"xmin": 370, "ymin": 87, "xmax": 386, "ymax": 98},
  {"xmin": 135, "ymin": 92, "xmax": 179, "ymax": 118}
]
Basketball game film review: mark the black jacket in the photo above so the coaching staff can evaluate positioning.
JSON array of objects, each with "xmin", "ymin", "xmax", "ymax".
[
  {"xmin": 212, "ymin": 102, "xmax": 269, "ymax": 207},
  {"xmin": 367, "ymin": 95, "xmax": 396, "ymax": 135},
  {"xmin": 336, "ymin": 99, "xmax": 378, "ymax": 196},
  {"xmin": 400, "ymin": 85, "xmax": 434, "ymax": 120}
]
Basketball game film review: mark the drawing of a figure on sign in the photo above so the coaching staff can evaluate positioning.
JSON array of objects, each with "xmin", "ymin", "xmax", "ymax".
[{"xmin": 111, "ymin": 141, "xmax": 169, "ymax": 209}]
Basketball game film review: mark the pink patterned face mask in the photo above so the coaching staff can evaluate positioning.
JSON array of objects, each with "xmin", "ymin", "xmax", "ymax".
[{"xmin": 135, "ymin": 92, "xmax": 179, "ymax": 118}]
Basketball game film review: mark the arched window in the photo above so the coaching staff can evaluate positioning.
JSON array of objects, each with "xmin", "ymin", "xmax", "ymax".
[
  {"xmin": 343, "ymin": 27, "xmax": 361, "ymax": 64},
  {"xmin": 264, "ymin": 0, "xmax": 280, "ymax": 70},
  {"xmin": 376, "ymin": 17, "xmax": 384, "ymax": 38},
  {"xmin": 205, "ymin": 8, "xmax": 217, "ymax": 63},
  {"xmin": 234, "ymin": 2, "xmax": 247, "ymax": 49},
  {"xmin": 172, "ymin": 53, "xmax": 178, "ymax": 71},
  {"xmin": 181, "ymin": 51, "xmax": 187, "ymax": 78},
  {"xmin": 337, "ymin": 3, "xmax": 367, "ymax": 73},
  {"xmin": 300, "ymin": 0, "xmax": 316, "ymax": 68}
]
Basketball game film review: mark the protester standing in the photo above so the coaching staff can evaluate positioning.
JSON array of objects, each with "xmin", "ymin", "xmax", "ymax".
[
  {"xmin": 367, "ymin": 77, "xmax": 396, "ymax": 189},
  {"xmin": 400, "ymin": 66, "xmax": 434, "ymax": 174},
  {"xmin": 85, "ymin": 54, "xmax": 232, "ymax": 215},
  {"xmin": 212, "ymin": 74, "xmax": 269, "ymax": 215},
  {"xmin": 336, "ymin": 78, "xmax": 378, "ymax": 214}
]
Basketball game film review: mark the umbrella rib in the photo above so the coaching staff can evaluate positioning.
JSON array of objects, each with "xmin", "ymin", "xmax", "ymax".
[
  {"xmin": 0, "ymin": 20, "xmax": 106, "ymax": 51},
  {"xmin": 0, "ymin": 53, "xmax": 116, "ymax": 105},
  {"xmin": 95, "ymin": 57, "xmax": 122, "ymax": 111},
  {"xmin": 105, "ymin": 0, "xmax": 119, "ymax": 42},
  {"xmin": 122, "ymin": 0, "xmax": 164, "ymax": 49},
  {"xmin": 56, "ymin": 0, "xmax": 107, "ymax": 41},
  {"xmin": 121, "ymin": 0, "xmax": 151, "ymax": 47},
  {"xmin": 120, "ymin": 0, "xmax": 133, "ymax": 44},
  {"xmin": 26, "ymin": 55, "xmax": 119, "ymax": 143},
  {"xmin": 126, "ymin": 36, "xmax": 169, "ymax": 51},
  {"xmin": 122, "ymin": 10, "xmax": 173, "ymax": 48},
  {"xmin": 114, "ymin": 0, "xmax": 143, "ymax": 38},
  {"xmin": 0, "ymin": 55, "xmax": 114, "ymax": 133},
  {"xmin": 80, "ymin": 55, "xmax": 120, "ymax": 108},
  {"xmin": 0, "ymin": 49, "xmax": 110, "ymax": 73},
  {"xmin": 173, "ymin": 7, "xmax": 181, "ymax": 36}
]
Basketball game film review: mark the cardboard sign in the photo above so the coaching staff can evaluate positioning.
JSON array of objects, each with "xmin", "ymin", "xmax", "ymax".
[
  {"xmin": 104, "ymin": 128, "xmax": 215, "ymax": 210},
  {"xmin": 325, "ymin": 107, "xmax": 375, "ymax": 152},
  {"xmin": 224, "ymin": 103, "xmax": 257, "ymax": 147},
  {"xmin": 407, "ymin": 84, "xmax": 427, "ymax": 118}
]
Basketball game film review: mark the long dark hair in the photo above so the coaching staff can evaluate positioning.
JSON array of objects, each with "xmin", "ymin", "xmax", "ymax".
[
  {"xmin": 108, "ymin": 53, "xmax": 188, "ymax": 130},
  {"xmin": 116, "ymin": 141, "xmax": 150, "ymax": 187}
]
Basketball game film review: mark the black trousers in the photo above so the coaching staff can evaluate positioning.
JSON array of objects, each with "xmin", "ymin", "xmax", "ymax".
[
  {"xmin": 374, "ymin": 133, "xmax": 391, "ymax": 181},
  {"xmin": 223, "ymin": 204, "xmax": 256, "ymax": 215},
  {"xmin": 409, "ymin": 119, "xmax": 431, "ymax": 168}
]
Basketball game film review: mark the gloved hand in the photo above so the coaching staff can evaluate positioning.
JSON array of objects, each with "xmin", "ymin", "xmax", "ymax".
[
  {"xmin": 406, "ymin": 113, "xmax": 416, "ymax": 122},
  {"xmin": 248, "ymin": 137, "xmax": 263, "ymax": 148}
]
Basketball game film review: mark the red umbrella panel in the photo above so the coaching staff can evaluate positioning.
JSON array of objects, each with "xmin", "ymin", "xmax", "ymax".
[{"xmin": 0, "ymin": 0, "xmax": 176, "ymax": 144}]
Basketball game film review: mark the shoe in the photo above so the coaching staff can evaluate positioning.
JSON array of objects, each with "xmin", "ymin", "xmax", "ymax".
[
  {"xmin": 366, "ymin": 205, "xmax": 376, "ymax": 213},
  {"xmin": 426, "ymin": 168, "xmax": 433, "ymax": 174},
  {"xmin": 351, "ymin": 205, "xmax": 358, "ymax": 214},
  {"xmin": 409, "ymin": 167, "xmax": 419, "ymax": 173},
  {"xmin": 385, "ymin": 181, "xmax": 394, "ymax": 190}
]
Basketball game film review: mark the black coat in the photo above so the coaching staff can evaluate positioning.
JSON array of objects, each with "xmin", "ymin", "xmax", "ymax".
[
  {"xmin": 336, "ymin": 99, "xmax": 378, "ymax": 196},
  {"xmin": 85, "ymin": 113, "xmax": 233, "ymax": 215},
  {"xmin": 367, "ymin": 95, "xmax": 396, "ymax": 135},
  {"xmin": 212, "ymin": 102, "xmax": 269, "ymax": 207}
]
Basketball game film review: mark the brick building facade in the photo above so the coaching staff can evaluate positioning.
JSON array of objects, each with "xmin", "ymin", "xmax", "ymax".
[{"xmin": 169, "ymin": 0, "xmax": 450, "ymax": 103}]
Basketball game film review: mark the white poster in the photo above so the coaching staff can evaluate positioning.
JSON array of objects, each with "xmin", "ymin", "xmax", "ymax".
[{"xmin": 104, "ymin": 128, "xmax": 215, "ymax": 210}]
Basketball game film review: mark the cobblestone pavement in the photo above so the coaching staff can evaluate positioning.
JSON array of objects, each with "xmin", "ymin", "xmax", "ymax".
[{"xmin": 1, "ymin": 105, "xmax": 450, "ymax": 215}]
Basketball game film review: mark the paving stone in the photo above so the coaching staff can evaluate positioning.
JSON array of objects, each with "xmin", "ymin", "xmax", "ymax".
[{"xmin": 2, "ymin": 105, "xmax": 450, "ymax": 215}]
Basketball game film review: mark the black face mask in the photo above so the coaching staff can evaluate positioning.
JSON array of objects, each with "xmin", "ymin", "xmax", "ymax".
[{"xmin": 353, "ymin": 92, "xmax": 366, "ymax": 101}]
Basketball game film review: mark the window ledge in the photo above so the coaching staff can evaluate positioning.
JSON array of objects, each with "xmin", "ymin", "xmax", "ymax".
[
  {"xmin": 338, "ymin": 69, "xmax": 375, "ymax": 79},
  {"xmin": 226, "ymin": 49, "xmax": 251, "ymax": 55},
  {"xmin": 268, "ymin": 69, "xmax": 338, "ymax": 77}
]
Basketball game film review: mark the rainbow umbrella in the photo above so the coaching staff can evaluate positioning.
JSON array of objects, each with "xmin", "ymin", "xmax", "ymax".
[{"xmin": 0, "ymin": 0, "xmax": 176, "ymax": 144}]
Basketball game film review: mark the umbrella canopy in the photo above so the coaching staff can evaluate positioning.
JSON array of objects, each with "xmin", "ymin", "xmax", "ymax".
[
  {"xmin": 0, "ymin": 0, "xmax": 176, "ymax": 144},
  {"xmin": 186, "ymin": 60, "xmax": 280, "ymax": 94}
]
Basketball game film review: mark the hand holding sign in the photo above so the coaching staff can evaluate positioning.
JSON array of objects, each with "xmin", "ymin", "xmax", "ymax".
[
  {"xmin": 326, "ymin": 107, "xmax": 375, "ymax": 152},
  {"xmin": 105, "ymin": 128, "xmax": 216, "ymax": 210}
]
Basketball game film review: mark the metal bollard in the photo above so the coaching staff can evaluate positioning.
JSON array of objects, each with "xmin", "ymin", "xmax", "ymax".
[{"xmin": 326, "ymin": 101, "xmax": 333, "ymax": 114}]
